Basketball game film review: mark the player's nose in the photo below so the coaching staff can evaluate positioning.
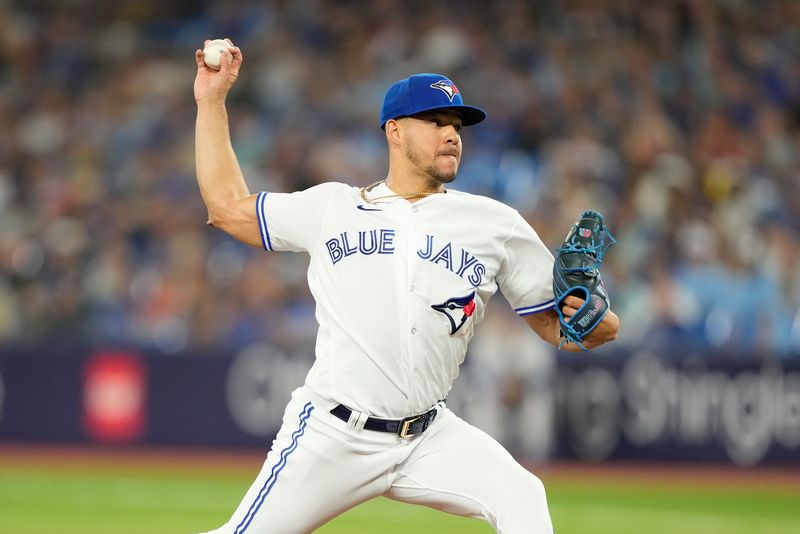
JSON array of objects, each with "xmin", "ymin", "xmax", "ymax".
[{"xmin": 442, "ymin": 125, "xmax": 460, "ymax": 145}]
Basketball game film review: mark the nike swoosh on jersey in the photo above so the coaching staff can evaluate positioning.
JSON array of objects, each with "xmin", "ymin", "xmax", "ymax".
[{"xmin": 356, "ymin": 204, "xmax": 382, "ymax": 212}]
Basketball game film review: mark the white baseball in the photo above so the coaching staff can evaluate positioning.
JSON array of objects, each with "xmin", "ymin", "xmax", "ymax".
[{"xmin": 202, "ymin": 39, "xmax": 232, "ymax": 71}]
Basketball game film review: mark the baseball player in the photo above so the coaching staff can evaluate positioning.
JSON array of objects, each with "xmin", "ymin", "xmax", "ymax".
[{"xmin": 193, "ymin": 39, "xmax": 619, "ymax": 534}]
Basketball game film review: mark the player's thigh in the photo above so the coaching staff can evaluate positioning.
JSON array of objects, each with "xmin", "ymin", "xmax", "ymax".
[
  {"xmin": 203, "ymin": 389, "xmax": 388, "ymax": 534},
  {"xmin": 386, "ymin": 409, "xmax": 552, "ymax": 531}
]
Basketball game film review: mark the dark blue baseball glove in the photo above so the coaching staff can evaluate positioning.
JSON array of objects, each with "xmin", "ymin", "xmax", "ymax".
[{"xmin": 552, "ymin": 210, "xmax": 615, "ymax": 351}]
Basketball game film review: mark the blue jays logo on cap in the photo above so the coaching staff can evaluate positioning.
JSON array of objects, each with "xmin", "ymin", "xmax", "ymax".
[
  {"xmin": 379, "ymin": 73, "xmax": 487, "ymax": 129},
  {"xmin": 429, "ymin": 80, "xmax": 460, "ymax": 102},
  {"xmin": 431, "ymin": 291, "xmax": 476, "ymax": 335}
]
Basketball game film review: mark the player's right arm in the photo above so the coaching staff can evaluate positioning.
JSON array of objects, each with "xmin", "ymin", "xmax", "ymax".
[{"xmin": 193, "ymin": 39, "xmax": 261, "ymax": 247}]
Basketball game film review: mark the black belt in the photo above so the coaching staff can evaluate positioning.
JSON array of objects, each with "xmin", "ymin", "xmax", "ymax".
[{"xmin": 330, "ymin": 404, "xmax": 438, "ymax": 438}]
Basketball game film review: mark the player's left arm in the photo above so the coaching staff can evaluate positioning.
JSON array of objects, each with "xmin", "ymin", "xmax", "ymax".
[
  {"xmin": 497, "ymin": 210, "xmax": 619, "ymax": 351},
  {"xmin": 524, "ymin": 298, "xmax": 620, "ymax": 352}
]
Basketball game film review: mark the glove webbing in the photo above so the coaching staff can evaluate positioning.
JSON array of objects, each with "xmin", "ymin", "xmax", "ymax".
[{"xmin": 559, "ymin": 229, "xmax": 616, "ymax": 272}]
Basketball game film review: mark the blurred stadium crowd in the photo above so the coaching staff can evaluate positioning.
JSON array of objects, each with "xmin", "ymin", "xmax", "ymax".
[{"xmin": 1, "ymin": 0, "xmax": 799, "ymax": 357}]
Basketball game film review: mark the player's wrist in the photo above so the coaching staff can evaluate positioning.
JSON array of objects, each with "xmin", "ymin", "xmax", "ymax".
[{"xmin": 196, "ymin": 95, "xmax": 228, "ymax": 108}]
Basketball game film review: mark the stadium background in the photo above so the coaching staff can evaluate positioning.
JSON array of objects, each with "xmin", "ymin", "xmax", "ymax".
[{"xmin": 1, "ymin": 0, "xmax": 799, "ymax": 532}]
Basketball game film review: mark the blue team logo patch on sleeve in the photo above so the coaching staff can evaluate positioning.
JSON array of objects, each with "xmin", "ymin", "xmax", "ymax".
[{"xmin": 431, "ymin": 291, "xmax": 476, "ymax": 335}]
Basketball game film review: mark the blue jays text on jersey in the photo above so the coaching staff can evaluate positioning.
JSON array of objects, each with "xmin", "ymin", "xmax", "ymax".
[{"xmin": 324, "ymin": 229, "xmax": 486, "ymax": 288}]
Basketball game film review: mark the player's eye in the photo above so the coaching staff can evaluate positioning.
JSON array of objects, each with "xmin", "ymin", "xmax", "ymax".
[{"xmin": 432, "ymin": 119, "xmax": 462, "ymax": 132}]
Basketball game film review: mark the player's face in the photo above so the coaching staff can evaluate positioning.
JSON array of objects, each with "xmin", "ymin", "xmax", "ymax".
[{"xmin": 402, "ymin": 110, "xmax": 463, "ymax": 184}]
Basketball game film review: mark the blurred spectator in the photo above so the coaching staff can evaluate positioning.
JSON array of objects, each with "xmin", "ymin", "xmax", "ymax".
[{"xmin": 1, "ymin": 0, "xmax": 799, "ymax": 357}]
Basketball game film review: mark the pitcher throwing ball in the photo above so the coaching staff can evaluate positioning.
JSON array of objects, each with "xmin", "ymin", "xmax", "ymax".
[{"xmin": 193, "ymin": 38, "xmax": 619, "ymax": 534}]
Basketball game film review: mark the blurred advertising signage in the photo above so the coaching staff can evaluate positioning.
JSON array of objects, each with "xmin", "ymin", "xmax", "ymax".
[
  {"xmin": 556, "ymin": 352, "xmax": 800, "ymax": 466},
  {"xmin": 0, "ymin": 369, "xmax": 4, "ymax": 424},
  {"xmin": 83, "ymin": 352, "xmax": 146, "ymax": 442}
]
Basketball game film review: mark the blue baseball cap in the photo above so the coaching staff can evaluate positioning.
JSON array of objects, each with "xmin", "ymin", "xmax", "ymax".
[{"xmin": 379, "ymin": 73, "xmax": 487, "ymax": 130}]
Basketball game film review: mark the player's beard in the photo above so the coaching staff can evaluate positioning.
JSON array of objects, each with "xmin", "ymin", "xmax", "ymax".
[{"xmin": 405, "ymin": 139, "xmax": 458, "ymax": 185}]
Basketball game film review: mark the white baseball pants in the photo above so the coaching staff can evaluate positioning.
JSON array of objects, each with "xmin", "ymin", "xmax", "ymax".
[{"xmin": 199, "ymin": 386, "xmax": 554, "ymax": 534}]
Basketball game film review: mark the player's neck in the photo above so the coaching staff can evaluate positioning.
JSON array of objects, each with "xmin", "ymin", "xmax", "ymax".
[
  {"xmin": 385, "ymin": 165, "xmax": 445, "ymax": 202},
  {"xmin": 384, "ymin": 178, "xmax": 443, "ymax": 204}
]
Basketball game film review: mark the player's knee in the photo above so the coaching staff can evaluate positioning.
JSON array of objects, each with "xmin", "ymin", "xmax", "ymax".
[
  {"xmin": 521, "ymin": 472, "xmax": 548, "ymax": 506},
  {"xmin": 492, "ymin": 473, "xmax": 552, "ymax": 533},
  {"xmin": 499, "ymin": 471, "xmax": 548, "ymax": 512}
]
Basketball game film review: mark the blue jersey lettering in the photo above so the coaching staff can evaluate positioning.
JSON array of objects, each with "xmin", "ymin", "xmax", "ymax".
[
  {"xmin": 358, "ymin": 230, "xmax": 378, "ymax": 255},
  {"xmin": 378, "ymin": 229, "xmax": 395, "ymax": 254},
  {"xmin": 417, "ymin": 235, "xmax": 434, "ymax": 260},
  {"xmin": 325, "ymin": 228, "xmax": 395, "ymax": 264},
  {"xmin": 430, "ymin": 242, "xmax": 453, "ymax": 272},
  {"xmin": 341, "ymin": 232, "xmax": 357, "ymax": 257},
  {"xmin": 419, "ymin": 235, "xmax": 486, "ymax": 287},
  {"xmin": 468, "ymin": 263, "xmax": 486, "ymax": 288},
  {"xmin": 456, "ymin": 249, "xmax": 479, "ymax": 277},
  {"xmin": 326, "ymin": 238, "xmax": 343, "ymax": 265}
]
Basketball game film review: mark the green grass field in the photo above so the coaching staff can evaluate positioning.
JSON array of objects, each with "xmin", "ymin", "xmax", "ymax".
[{"xmin": 1, "ymin": 447, "xmax": 799, "ymax": 534}]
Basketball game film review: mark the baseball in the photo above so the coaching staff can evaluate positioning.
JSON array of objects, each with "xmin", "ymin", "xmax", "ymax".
[{"xmin": 202, "ymin": 39, "xmax": 232, "ymax": 71}]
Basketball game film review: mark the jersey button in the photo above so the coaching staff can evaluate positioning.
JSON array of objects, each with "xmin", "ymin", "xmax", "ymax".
[
  {"xmin": 409, "ymin": 284, "xmax": 415, "ymax": 292},
  {"xmin": 411, "ymin": 327, "xmax": 417, "ymax": 334}
]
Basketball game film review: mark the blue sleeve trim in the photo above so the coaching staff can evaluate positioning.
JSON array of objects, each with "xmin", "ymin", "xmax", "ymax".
[
  {"xmin": 256, "ymin": 192, "xmax": 273, "ymax": 251},
  {"xmin": 515, "ymin": 299, "xmax": 555, "ymax": 316}
]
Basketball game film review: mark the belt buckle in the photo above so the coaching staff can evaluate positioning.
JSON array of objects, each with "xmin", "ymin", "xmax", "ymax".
[{"xmin": 398, "ymin": 414, "xmax": 423, "ymax": 438}]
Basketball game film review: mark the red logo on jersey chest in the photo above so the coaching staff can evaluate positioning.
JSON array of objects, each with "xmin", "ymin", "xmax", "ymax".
[{"xmin": 463, "ymin": 300, "xmax": 476, "ymax": 317}]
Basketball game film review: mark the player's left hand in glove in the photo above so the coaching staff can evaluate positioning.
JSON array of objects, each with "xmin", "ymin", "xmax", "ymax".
[{"xmin": 552, "ymin": 210, "xmax": 616, "ymax": 351}]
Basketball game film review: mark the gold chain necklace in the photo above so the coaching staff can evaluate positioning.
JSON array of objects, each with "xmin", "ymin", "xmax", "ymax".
[{"xmin": 359, "ymin": 179, "xmax": 445, "ymax": 203}]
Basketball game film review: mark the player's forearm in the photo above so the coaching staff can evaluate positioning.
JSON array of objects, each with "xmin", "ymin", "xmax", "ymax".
[
  {"xmin": 525, "ymin": 311, "xmax": 562, "ymax": 348},
  {"xmin": 195, "ymin": 100, "xmax": 250, "ymax": 225},
  {"xmin": 524, "ymin": 310, "xmax": 591, "ymax": 352},
  {"xmin": 546, "ymin": 314, "xmax": 587, "ymax": 352}
]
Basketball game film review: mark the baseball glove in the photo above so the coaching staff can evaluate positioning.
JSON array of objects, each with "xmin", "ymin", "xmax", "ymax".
[{"xmin": 552, "ymin": 210, "xmax": 615, "ymax": 351}]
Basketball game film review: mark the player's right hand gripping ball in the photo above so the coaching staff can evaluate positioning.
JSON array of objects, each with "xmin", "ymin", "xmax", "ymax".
[
  {"xmin": 202, "ymin": 39, "xmax": 231, "ymax": 71},
  {"xmin": 553, "ymin": 210, "xmax": 616, "ymax": 351}
]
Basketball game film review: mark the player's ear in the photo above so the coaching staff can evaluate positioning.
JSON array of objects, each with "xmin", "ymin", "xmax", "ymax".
[{"xmin": 385, "ymin": 119, "xmax": 402, "ymax": 146}]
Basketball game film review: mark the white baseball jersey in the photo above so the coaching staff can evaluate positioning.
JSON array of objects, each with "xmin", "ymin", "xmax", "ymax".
[{"xmin": 255, "ymin": 181, "xmax": 555, "ymax": 418}]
